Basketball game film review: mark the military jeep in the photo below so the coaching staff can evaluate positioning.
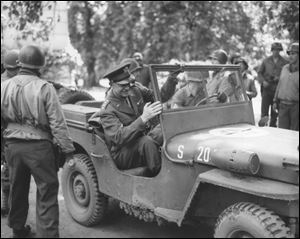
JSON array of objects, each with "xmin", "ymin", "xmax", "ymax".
[{"xmin": 61, "ymin": 64, "xmax": 299, "ymax": 238}]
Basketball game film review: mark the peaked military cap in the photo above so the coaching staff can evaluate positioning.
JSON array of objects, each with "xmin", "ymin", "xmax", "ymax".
[{"xmin": 103, "ymin": 62, "xmax": 131, "ymax": 84}]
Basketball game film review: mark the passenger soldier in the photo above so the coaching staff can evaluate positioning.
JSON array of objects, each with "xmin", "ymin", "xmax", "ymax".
[
  {"xmin": 206, "ymin": 49, "xmax": 230, "ymax": 103},
  {"xmin": 171, "ymin": 71, "xmax": 208, "ymax": 108},
  {"xmin": 258, "ymin": 42, "xmax": 288, "ymax": 127},
  {"xmin": 1, "ymin": 45, "xmax": 75, "ymax": 238},
  {"xmin": 1, "ymin": 49, "xmax": 20, "ymax": 216},
  {"xmin": 96, "ymin": 60, "xmax": 178, "ymax": 176},
  {"xmin": 273, "ymin": 42, "xmax": 299, "ymax": 131}
]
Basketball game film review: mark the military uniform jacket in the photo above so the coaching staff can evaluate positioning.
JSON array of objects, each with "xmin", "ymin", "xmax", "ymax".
[
  {"xmin": 258, "ymin": 55, "xmax": 288, "ymax": 92},
  {"xmin": 99, "ymin": 79, "xmax": 177, "ymax": 155},
  {"xmin": 1, "ymin": 71, "xmax": 75, "ymax": 154}
]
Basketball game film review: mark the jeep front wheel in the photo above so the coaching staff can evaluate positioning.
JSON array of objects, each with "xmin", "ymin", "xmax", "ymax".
[
  {"xmin": 62, "ymin": 154, "xmax": 107, "ymax": 227},
  {"xmin": 214, "ymin": 202, "xmax": 293, "ymax": 238}
]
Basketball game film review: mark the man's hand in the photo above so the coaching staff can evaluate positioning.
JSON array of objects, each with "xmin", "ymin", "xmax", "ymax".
[
  {"xmin": 217, "ymin": 92, "xmax": 227, "ymax": 103},
  {"xmin": 141, "ymin": 101, "xmax": 162, "ymax": 123},
  {"xmin": 65, "ymin": 152, "xmax": 75, "ymax": 167},
  {"xmin": 272, "ymin": 102, "xmax": 279, "ymax": 113},
  {"xmin": 262, "ymin": 80, "xmax": 270, "ymax": 88}
]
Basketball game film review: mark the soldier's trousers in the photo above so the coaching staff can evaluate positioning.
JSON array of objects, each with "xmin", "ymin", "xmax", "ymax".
[
  {"xmin": 4, "ymin": 140, "xmax": 59, "ymax": 238},
  {"xmin": 261, "ymin": 90, "xmax": 278, "ymax": 127},
  {"xmin": 278, "ymin": 102, "xmax": 299, "ymax": 131},
  {"xmin": 113, "ymin": 125, "xmax": 162, "ymax": 175}
]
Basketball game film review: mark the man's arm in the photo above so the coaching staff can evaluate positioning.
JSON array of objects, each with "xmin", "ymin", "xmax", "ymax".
[
  {"xmin": 257, "ymin": 60, "xmax": 266, "ymax": 84},
  {"xmin": 43, "ymin": 83, "xmax": 75, "ymax": 154},
  {"xmin": 100, "ymin": 110, "xmax": 146, "ymax": 147}
]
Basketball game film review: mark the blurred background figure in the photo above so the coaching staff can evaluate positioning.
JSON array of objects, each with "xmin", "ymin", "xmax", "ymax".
[
  {"xmin": 273, "ymin": 42, "xmax": 299, "ymax": 131},
  {"xmin": 257, "ymin": 42, "xmax": 288, "ymax": 127},
  {"xmin": 132, "ymin": 52, "xmax": 152, "ymax": 88},
  {"xmin": 237, "ymin": 58, "xmax": 257, "ymax": 101},
  {"xmin": 1, "ymin": 49, "xmax": 20, "ymax": 217}
]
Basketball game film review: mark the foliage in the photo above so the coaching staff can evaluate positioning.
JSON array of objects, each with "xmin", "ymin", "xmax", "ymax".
[
  {"xmin": 279, "ymin": 1, "xmax": 299, "ymax": 41},
  {"xmin": 1, "ymin": 1, "xmax": 53, "ymax": 42},
  {"xmin": 68, "ymin": 1, "xmax": 258, "ymax": 86},
  {"xmin": 41, "ymin": 49, "xmax": 77, "ymax": 81}
]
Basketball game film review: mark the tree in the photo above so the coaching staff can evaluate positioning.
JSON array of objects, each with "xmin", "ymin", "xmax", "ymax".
[{"xmin": 279, "ymin": 1, "xmax": 299, "ymax": 41}]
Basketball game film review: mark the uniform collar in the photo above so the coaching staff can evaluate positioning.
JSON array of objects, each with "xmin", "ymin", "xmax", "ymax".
[{"xmin": 19, "ymin": 68, "xmax": 40, "ymax": 77}]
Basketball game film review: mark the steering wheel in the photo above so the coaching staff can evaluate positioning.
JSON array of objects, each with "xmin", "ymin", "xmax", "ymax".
[{"xmin": 195, "ymin": 93, "xmax": 219, "ymax": 107}]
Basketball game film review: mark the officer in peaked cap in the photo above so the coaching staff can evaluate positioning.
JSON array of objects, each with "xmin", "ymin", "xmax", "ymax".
[{"xmin": 95, "ymin": 60, "xmax": 179, "ymax": 176}]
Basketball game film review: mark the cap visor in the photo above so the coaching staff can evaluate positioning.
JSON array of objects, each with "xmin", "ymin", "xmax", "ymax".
[{"xmin": 116, "ymin": 79, "xmax": 130, "ymax": 85}]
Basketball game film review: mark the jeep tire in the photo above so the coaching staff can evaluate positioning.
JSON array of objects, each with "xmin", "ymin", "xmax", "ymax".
[
  {"xmin": 214, "ymin": 202, "xmax": 293, "ymax": 238},
  {"xmin": 62, "ymin": 154, "xmax": 107, "ymax": 226},
  {"xmin": 58, "ymin": 89, "xmax": 95, "ymax": 104}
]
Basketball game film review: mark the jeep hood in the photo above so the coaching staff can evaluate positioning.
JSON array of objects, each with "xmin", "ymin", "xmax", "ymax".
[{"xmin": 166, "ymin": 124, "xmax": 299, "ymax": 184}]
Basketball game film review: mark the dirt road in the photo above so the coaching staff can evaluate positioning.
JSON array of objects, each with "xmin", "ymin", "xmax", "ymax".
[{"xmin": 1, "ymin": 169, "xmax": 212, "ymax": 238}]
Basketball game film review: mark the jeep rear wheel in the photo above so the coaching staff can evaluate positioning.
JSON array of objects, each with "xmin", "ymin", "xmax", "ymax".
[
  {"xmin": 214, "ymin": 202, "xmax": 293, "ymax": 238},
  {"xmin": 62, "ymin": 154, "xmax": 107, "ymax": 226}
]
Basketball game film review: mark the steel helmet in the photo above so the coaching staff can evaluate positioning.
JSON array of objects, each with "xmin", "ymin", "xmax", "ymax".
[
  {"xmin": 209, "ymin": 49, "xmax": 228, "ymax": 64},
  {"xmin": 120, "ymin": 58, "xmax": 142, "ymax": 74},
  {"xmin": 3, "ymin": 50, "xmax": 19, "ymax": 69},
  {"xmin": 18, "ymin": 45, "xmax": 45, "ymax": 69},
  {"xmin": 287, "ymin": 42, "xmax": 299, "ymax": 55},
  {"xmin": 271, "ymin": 42, "xmax": 283, "ymax": 51}
]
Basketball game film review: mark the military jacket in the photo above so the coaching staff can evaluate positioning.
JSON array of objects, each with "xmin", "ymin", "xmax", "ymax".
[
  {"xmin": 99, "ymin": 79, "xmax": 177, "ymax": 154},
  {"xmin": 1, "ymin": 71, "xmax": 75, "ymax": 154},
  {"xmin": 258, "ymin": 55, "xmax": 288, "ymax": 92}
]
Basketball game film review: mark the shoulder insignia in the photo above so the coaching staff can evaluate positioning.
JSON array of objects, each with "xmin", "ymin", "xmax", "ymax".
[{"xmin": 101, "ymin": 100, "xmax": 111, "ymax": 110}]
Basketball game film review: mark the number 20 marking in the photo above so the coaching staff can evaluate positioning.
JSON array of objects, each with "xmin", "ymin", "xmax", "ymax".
[{"xmin": 197, "ymin": 146, "xmax": 211, "ymax": 163}]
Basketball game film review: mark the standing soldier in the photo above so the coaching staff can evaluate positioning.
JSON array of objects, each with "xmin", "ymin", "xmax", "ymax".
[
  {"xmin": 237, "ymin": 58, "xmax": 257, "ymax": 101},
  {"xmin": 273, "ymin": 43, "xmax": 299, "ymax": 131},
  {"xmin": 1, "ymin": 49, "xmax": 20, "ymax": 216},
  {"xmin": 1, "ymin": 49, "xmax": 20, "ymax": 82},
  {"xmin": 258, "ymin": 42, "xmax": 288, "ymax": 127},
  {"xmin": 132, "ymin": 52, "xmax": 152, "ymax": 88},
  {"xmin": 1, "ymin": 45, "xmax": 75, "ymax": 238}
]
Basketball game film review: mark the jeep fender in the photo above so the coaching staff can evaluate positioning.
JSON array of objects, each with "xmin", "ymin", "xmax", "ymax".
[{"xmin": 162, "ymin": 168, "xmax": 299, "ymax": 227}]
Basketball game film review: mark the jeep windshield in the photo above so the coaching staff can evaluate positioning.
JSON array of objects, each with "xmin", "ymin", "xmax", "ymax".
[
  {"xmin": 150, "ymin": 64, "xmax": 247, "ymax": 111},
  {"xmin": 150, "ymin": 64, "xmax": 255, "ymax": 140}
]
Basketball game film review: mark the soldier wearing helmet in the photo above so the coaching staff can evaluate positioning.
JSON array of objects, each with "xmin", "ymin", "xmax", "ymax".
[
  {"xmin": 1, "ymin": 49, "xmax": 20, "ymax": 82},
  {"xmin": 1, "ymin": 45, "xmax": 75, "ymax": 238},
  {"xmin": 1, "ymin": 49, "xmax": 20, "ymax": 217},
  {"xmin": 171, "ymin": 71, "xmax": 208, "ymax": 108},
  {"xmin": 257, "ymin": 42, "xmax": 288, "ymax": 127},
  {"xmin": 273, "ymin": 42, "xmax": 299, "ymax": 131},
  {"xmin": 209, "ymin": 49, "xmax": 228, "ymax": 65},
  {"xmin": 132, "ymin": 52, "xmax": 152, "ymax": 88},
  {"xmin": 206, "ymin": 49, "xmax": 233, "ymax": 102}
]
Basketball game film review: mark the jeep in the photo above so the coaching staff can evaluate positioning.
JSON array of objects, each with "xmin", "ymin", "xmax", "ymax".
[{"xmin": 61, "ymin": 64, "xmax": 299, "ymax": 238}]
